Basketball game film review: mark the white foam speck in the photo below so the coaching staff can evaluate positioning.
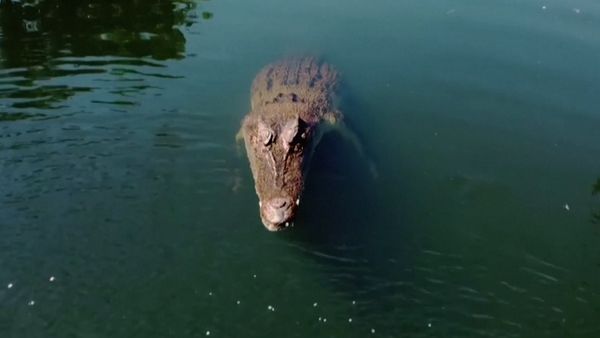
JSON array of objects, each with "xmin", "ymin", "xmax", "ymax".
[
  {"xmin": 253, "ymin": 275, "xmax": 257, "ymax": 278},
  {"xmin": 313, "ymin": 302, "xmax": 317, "ymax": 307},
  {"xmin": 352, "ymin": 301, "xmax": 355, "ymax": 304},
  {"xmin": 371, "ymin": 328, "xmax": 375, "ymax": 333},
  {"xmin": 206, "ymin": 331, "xmax": 210, "ymax": 336},
  {"xmin": 349, "ymin": 318, "xmax": 352, "ymax": 322},
  {"xmin": 237, "ymin": 301, "xmax": 240, "ymax": 305},
  {"xmin": 428, "ymin": 323, "xmax": 432, "ymax": 327},
  {"xmin": 29, "ymin": 301, "xmax": 35, "ymax": 306},
  {"xmin": 49, "ymin": 277, "xmax": 55, "ymax": 282},
  {"xmin": 8, "ymin": 283, "xmax": 13, "ymax": 288}
]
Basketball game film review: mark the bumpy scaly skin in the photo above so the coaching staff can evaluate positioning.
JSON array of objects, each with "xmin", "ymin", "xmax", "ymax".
[
  {"xmin": 250, "ymin": 56, "xmax": 339, "ymax": 115},
  {"xmin": 236, "ymin": 56, "xmax": 340, "ymax": 231}
]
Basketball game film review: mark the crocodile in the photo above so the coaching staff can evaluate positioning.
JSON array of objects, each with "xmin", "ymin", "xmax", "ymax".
[{"xmin": 235, "ymin": 56, "xmax": 373, "ymax": 231}]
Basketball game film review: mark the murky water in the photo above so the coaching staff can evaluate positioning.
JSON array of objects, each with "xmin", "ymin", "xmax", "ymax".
[{"xmin": 1, "ymin": 0, "xmax": 599, "ymax": 337}]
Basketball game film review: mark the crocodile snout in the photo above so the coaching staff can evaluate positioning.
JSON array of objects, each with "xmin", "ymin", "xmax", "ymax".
[{"xmin": 261, "ymin": 197, "xmax": 295, "ymax": 231}]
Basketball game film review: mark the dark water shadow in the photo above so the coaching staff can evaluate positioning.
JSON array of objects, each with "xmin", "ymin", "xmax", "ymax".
[
  {"xmin": 334, "ymin": 71, "xmax": 383, "ymax": 170},
  {"xmin": 277, "ymin": 80, "xmax": 420, "ymax": 324},
  {"xmin": 591, "ymin": 177, "xmax": 600, "ymax": 229}
]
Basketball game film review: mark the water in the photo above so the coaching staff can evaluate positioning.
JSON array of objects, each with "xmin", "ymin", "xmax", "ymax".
[{"xmin": 1, "ymin": 0, "xmax": 599, "ymax": 337}]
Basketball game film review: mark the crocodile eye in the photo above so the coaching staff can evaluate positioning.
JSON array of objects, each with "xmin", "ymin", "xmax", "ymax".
[
  {"xmin": 257, "ymin": 118, "xmax": 274, "ymax": 146},
  {"xmin": 281, "ymin": 118, "xmax": 299, "ymax": 145},
  {"xmin": 259, "ymin": 129, "xmax": 273, "ymax": 146}
]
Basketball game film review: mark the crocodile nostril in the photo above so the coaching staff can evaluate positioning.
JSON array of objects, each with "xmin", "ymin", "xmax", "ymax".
[{"xmin": 270, "ymin": 198, "xmax": 287, "ymax": 208}]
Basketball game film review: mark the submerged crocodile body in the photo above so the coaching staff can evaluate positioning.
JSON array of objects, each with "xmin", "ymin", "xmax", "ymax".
[{"xmin": 236, "ymin": 56, "xmax": 371, "ymax": 231}]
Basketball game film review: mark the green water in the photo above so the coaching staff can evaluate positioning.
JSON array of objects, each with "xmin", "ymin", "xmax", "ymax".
[{"xmin": 1, "ymin": 0, "xmax": 599, "ymax": 337}]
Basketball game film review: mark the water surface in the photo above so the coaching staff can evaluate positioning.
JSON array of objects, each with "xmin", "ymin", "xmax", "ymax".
[{"xmin": 1, "ymin": 0, "xmax": 600, "ymax": 337}]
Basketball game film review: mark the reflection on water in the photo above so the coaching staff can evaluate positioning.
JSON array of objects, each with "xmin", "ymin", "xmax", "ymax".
[
  {"xmin": 0, "ymin": 0, "xmax": 210, "ymax": 114},
  {"xmin": 0, "ymin": 3, "xmax": 218, "ymax": 337}
]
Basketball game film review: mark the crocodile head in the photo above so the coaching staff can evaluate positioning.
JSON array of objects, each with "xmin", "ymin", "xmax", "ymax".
[{"xmin": 240, "ymin": 111, "xmax": 312, "ymax": 231}]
